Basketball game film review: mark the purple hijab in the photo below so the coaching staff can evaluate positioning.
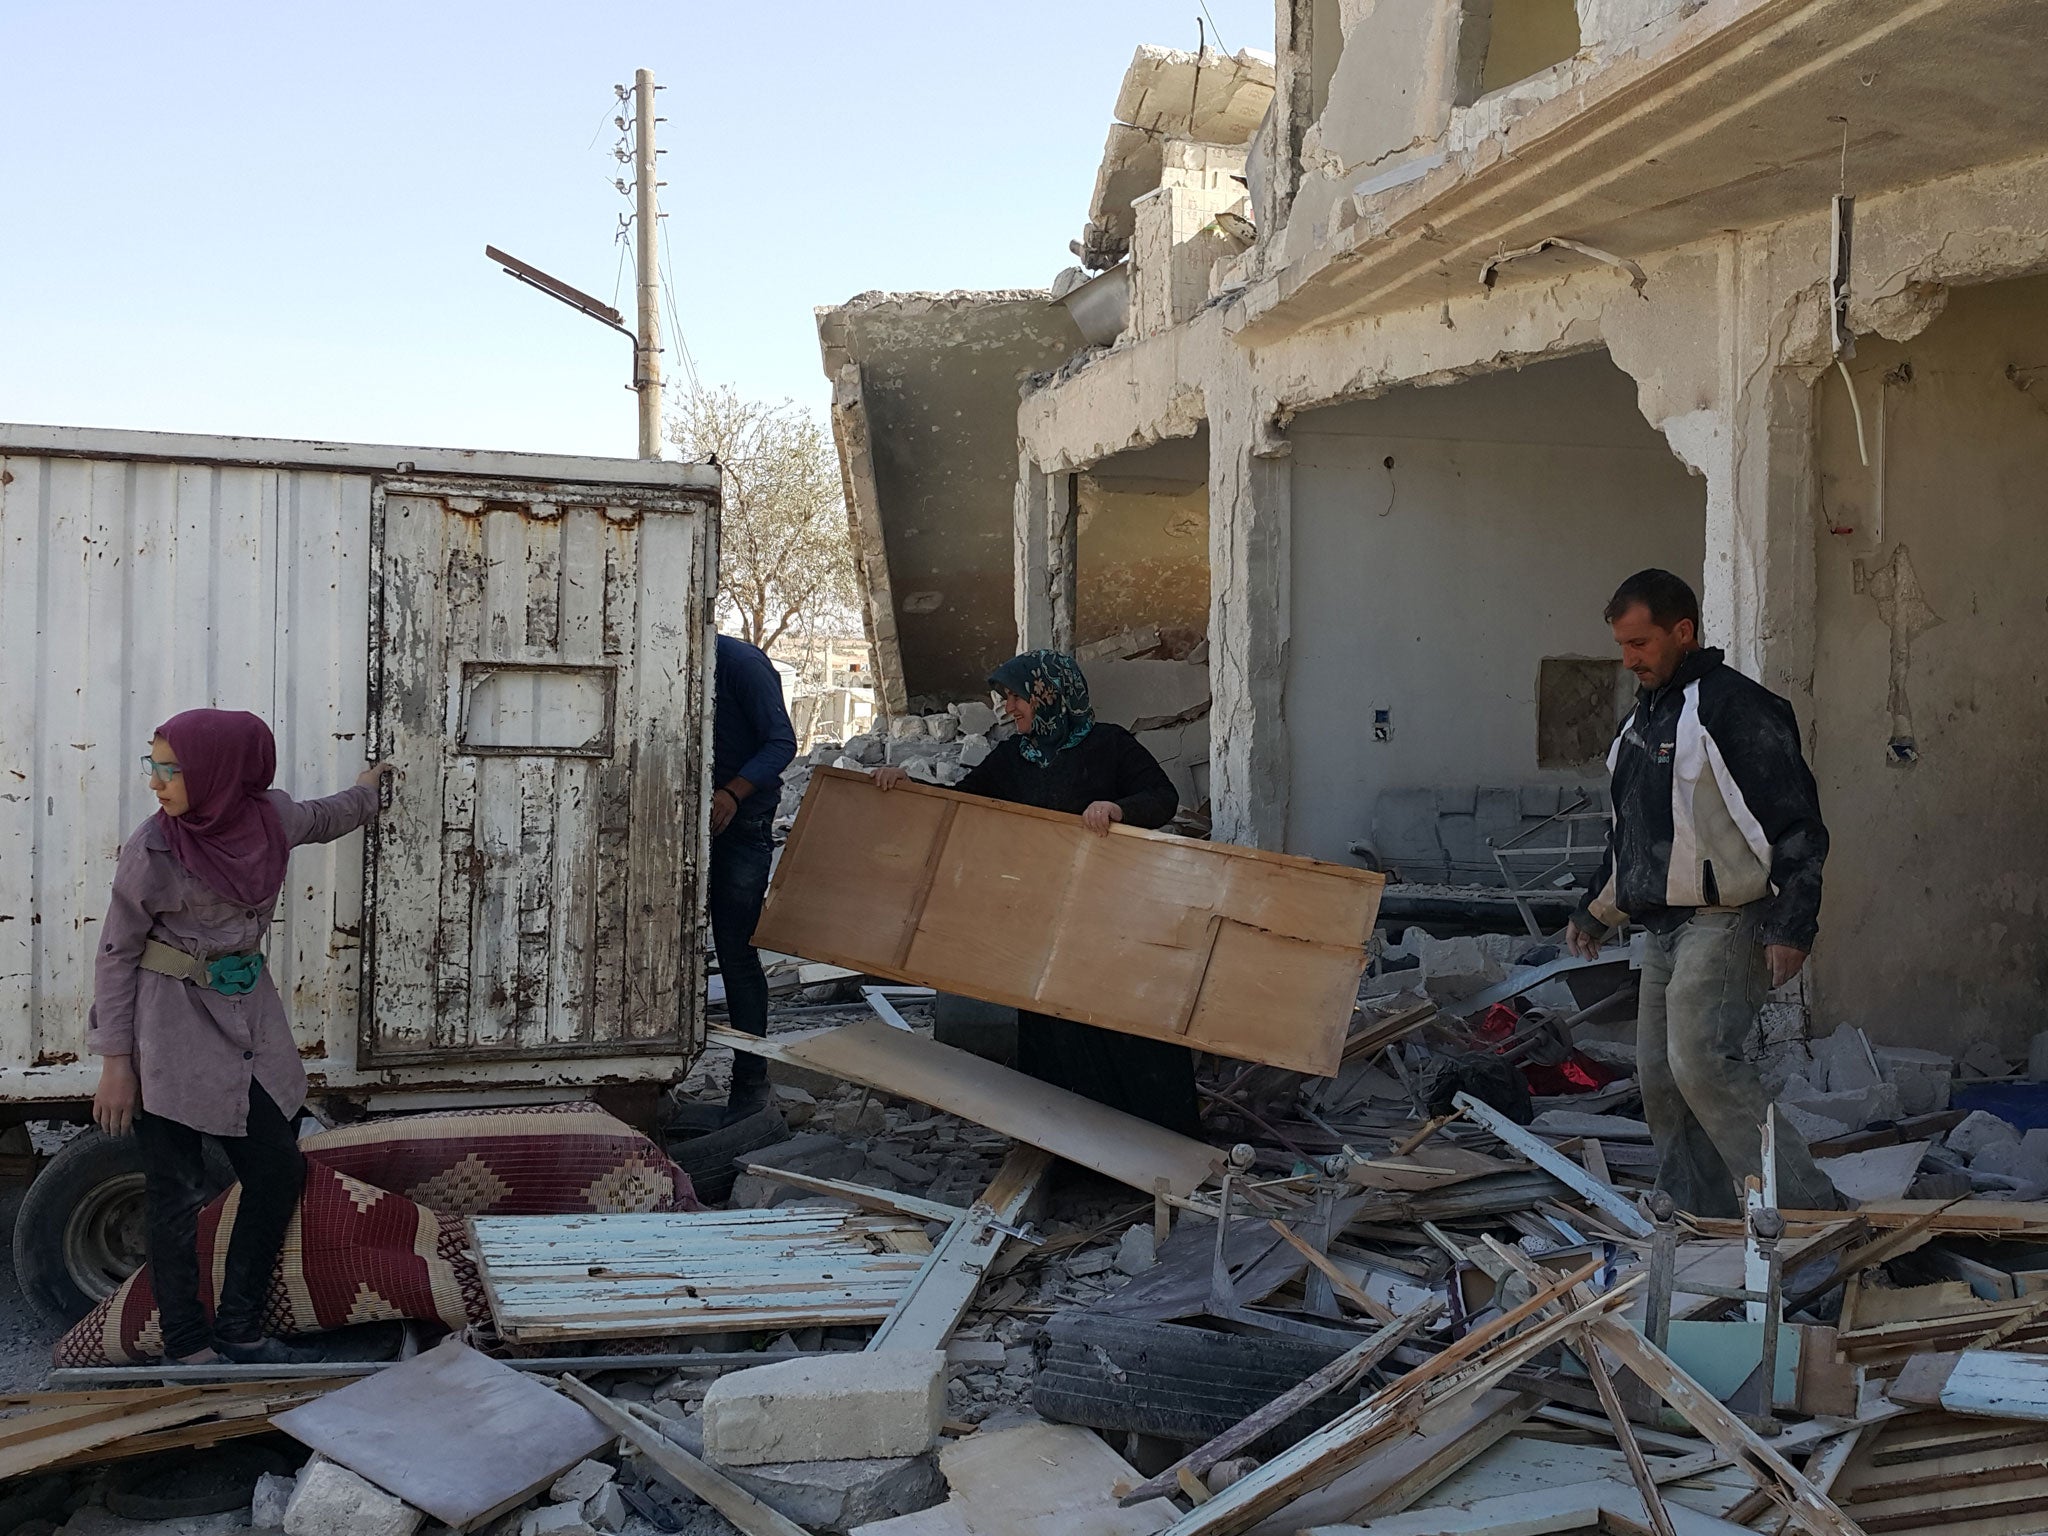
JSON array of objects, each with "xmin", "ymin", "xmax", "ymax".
[{"xmin": 154, "ymin": 710, "xmax": 291, "ymax": 908}]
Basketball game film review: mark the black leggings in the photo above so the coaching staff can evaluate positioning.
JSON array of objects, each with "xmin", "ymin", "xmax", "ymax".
[{"xmin": 136, "ymin": 1080, "xmax": 304, "ymax": 1358}]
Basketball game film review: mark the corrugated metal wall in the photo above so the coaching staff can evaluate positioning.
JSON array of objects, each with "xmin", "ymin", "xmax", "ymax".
[{"xmin": 0, "ymin": 453, "xmax": 371, "ymax": 1088}]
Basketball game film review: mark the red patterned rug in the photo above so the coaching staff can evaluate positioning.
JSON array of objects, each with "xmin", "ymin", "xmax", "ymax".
[{"xmin": 57, "ymin": 1102, "xmax": 696, "ymax": 1367}]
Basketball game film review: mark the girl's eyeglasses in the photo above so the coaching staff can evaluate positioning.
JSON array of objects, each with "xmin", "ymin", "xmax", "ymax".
[{"xmin": 140, "ymin": 757, "xmax": 180, "ymax": 783}]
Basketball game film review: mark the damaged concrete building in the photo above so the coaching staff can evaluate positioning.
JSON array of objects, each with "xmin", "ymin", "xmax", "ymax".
[{"xmin": 821, "ymin": 0, "xmax": 2048, "ymax": 1057}]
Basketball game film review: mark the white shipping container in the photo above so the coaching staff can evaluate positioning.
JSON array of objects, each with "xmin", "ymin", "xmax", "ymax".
[{"xmin": 0, "ymin": 423, "xmax": 720, "ymax": 1112}]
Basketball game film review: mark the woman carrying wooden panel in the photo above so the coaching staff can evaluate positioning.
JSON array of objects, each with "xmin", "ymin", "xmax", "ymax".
[{"xmin": 875, "ymin": 650, "xmax": 1199, "ymax": 1135}]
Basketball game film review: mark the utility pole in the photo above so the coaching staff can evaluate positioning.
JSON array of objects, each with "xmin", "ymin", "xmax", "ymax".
[{"xmin": 633, "ymin": 68, "xmax": 663, "ymax": 459}]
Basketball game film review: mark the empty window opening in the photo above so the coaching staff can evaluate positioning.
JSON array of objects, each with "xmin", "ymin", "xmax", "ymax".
[{"xmin": 1459, "ymin": 0, "xmax": 1582, "ymax": 103}]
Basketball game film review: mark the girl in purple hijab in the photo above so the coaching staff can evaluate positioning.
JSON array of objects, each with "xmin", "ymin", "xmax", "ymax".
[{"xmin": 89, "ymin": 710, "xmax": 394, "ymax": 1364}]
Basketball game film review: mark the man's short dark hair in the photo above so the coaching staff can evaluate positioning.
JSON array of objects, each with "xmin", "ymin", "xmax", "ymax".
[{"xmin": 1603, "ymin": 568, "xmax": 1700, "ymax": 631}]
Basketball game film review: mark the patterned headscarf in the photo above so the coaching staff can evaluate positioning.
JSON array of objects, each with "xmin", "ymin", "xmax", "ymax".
[{"xmin": 987, "ymin": 650, "xmax": 1095, "ymax": 766}]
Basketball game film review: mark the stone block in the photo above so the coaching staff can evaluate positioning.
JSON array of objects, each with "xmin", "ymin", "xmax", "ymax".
[
  {"xmin": 1812, "ymin": 1025, "xmax": 1881, "ymax": 1094},
  {"xmin": 889, "ymin": 716, "xmax": 927, "ymax": 741},
  {"xmin": 1874, "ymin": 1046, "xmax": 1954, "ymax": 1115},
  {"xmin": 950, "ymin": 701, "xmax": 998, "ymax": 735},
  {"xmin": 886, "ymin": 737, "xmax": 944, "ymax": 766},
  {"xmin": 955, "ymin": 733, "xmax": 991, "ymax": 768},
  {"xmin": 1776, "ymin": 1101, "xmax": 1855, "ymax": 1146},
  {"xmin": 702, "ymin": 1350, "xmax": 946, "ymax": 1467},
  {"xmin": 551, "ymin": 1460, "xmax": 616, "ymax": 1505},
  {"xmin": 2023, "ymin": 1127, "xmax": 2048, "ymax": 1163},
  {"xmin": 903, "ymin": 757, "xmax": 944, "ymax": 785},
  {"xmin": 1948, "ymin": 1109, "xmax": 2022, "ymax": 1160},
  {"xmin": 521, "ymin": 1504, "xmax": 596, "ymax": 1536},
  {"xmin": 844, "ymin": 734, "xmax": 887, "ymax": 765},
  {"xmin": 935, "ymin": 761, "xmax": 968, "ymax": 786},
  {"xmin": 582, "ymin": 1482, "xmax": 628, "ymax": 1534},
  {"xmin": 1115, "ymin": 1223, "xmax": 1157, "ymax": 1274},
  {"xmin": 923, "ymin": 713, "xmax": 960, "ymax": 742},
  {"xmin": 284, "ymin": 1458, "xmax": 425, "ymax": 1536},
  {"xmin": 1969, "ymin": 1141, "xmax": 2048, "ymax": 1184},
  {"xmin": 252, "ymin": 1471, "xmax": 295, "ymax": 1531}
]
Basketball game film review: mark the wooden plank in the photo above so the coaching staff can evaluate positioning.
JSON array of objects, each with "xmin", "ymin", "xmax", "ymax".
[
  {"xmin": 1453, "ymin": 1093, "xmax": 1653, "ymax": 1238},
  {"xmin": 469, "ymin": 1208, "xmax": 933, "ymax": 1341},
  {"xmin": 1579, "ymin": 1343, "xmax": 1679, "ymax": 1536},
  {"xmin": 1584, "ymin": 1316, "xmax": 1862, "ymax": 1536},
  {"xmin": 1123, "ymin": 1302, "xmax": 1446, "ymax": 1507},
  {"xmin": 1267, "ymin": 1222, "xmax": 1401, "ymax": 1324},
  {"xmin": 275, "ymin": 1341, "xmax": 610, "ymax": 1531},
  {"xmin": 714, "ymin": 1020, "xmax": 1220, "ymax": 1197},
  {"xmin": 0, "ymin": 1391, "xmax": 241, "ymax": 1481},
  {"xmin": 1156, "ymin": 1264, "xmax": 1630, "ymax": 1536},
  {"xmin": 1891, "ymin": 1350, "xmax": 2048, "ymax": 1423},
  {"xmin": 738, "ymin": 1165, "xmax": 970, "ymax": 1224},
  {"xmin": 562, "ymin": 1376, "xmax": 813, "ymax": 1536},
  {"xmin": 1298, "ymin": 1478, "xmax": 1756, "ymax": 1536},
  {"xmin": 869, "ymin": 1147, "xmax": 1053, "ymax": 1353},
  {"xmin": 754, "ymin": 768, "xmax": 1383, "ymax": 1075}
]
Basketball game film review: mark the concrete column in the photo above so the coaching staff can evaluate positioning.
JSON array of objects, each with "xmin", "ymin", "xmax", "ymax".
[
  {"xmin": 1207, "ymin": 375, "xmax": 1291, "ymax": 850},
  {"xmin": 1047, "ymin": 471, "xmax": 1077, "ymax": 652},
  {"xmin": 1012, "ymin": 455, "xmax": 1054, "ymax": 652}
]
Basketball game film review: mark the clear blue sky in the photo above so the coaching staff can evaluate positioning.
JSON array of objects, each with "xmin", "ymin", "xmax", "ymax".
[{"xmin": 0, "ymin": 2, "xmax": 1272, "ymax": 461}]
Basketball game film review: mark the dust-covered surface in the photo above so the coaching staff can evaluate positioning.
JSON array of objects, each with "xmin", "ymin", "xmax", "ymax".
[{"xmin": 0, "ymin": 1183, "xmax": 62, "ymax": 1393}]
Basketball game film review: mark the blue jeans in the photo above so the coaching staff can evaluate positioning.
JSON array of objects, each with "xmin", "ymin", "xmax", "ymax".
[
  {"xmin": 709, "ymin": 813, "xmax": 774, "ymax": 1096},
  {"xmin": 1638, "ymin": 904, "xmax": 1837, "ymax": 1218}
]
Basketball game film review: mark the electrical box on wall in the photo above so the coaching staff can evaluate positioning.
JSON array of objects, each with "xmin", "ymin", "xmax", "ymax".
[{"xmin": 1372, "ymin": 707, "xmax": 1392, "ymax": 742}]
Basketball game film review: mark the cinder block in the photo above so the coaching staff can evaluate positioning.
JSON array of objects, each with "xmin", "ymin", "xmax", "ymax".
[
  {"xmin": 283, "ymin": 1458, "xmax": 424, "ymax": 1536},
  {"xmin": 702, "ymin": 1349, "xmax": 946, "ymax": 1466}
]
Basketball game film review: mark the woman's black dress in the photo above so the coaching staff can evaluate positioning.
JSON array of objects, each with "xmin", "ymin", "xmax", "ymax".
[{"xmin": 953, "ymin": 724, "xmax": 1202, "ymax": 1137}]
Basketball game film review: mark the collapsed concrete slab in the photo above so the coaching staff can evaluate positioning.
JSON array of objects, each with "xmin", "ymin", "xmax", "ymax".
[{"xmin": 818, "ymin": 293, "xmax": 1088, "ymax": 712}]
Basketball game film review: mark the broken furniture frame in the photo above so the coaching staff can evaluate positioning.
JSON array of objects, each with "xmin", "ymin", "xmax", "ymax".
[{"xmin": 1485, "ymin": 795, "xmax": 1611, "ymax": 938}]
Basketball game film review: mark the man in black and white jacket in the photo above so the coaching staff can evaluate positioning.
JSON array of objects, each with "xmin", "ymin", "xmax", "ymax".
[{"xmin": 1568, "ymin": 569, "xmax": 1841, "ymax": 1218}]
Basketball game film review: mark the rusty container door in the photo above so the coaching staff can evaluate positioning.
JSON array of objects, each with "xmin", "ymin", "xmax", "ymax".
[{"xmin": 362, "ymin": 476, "xmax": 715, "ymax": 1065}]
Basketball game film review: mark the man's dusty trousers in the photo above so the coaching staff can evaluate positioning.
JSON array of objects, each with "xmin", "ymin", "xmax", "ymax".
[{"xmin": 1637, "ymin": 904, "xmax": 1839, "ymax": 1219}]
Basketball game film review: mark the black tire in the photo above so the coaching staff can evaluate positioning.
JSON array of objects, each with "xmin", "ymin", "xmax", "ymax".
[
  {"xmin": 12, "ymin": 1130, "xmax": 228, "ymax": 1328},
  {"xmin": 666, "ymin": 1108, "xmax": 789, "ymax": 1205},
  {"xmin": 1032, "ymin": 1313, "xmax": 1365, "ymax": 1448}
]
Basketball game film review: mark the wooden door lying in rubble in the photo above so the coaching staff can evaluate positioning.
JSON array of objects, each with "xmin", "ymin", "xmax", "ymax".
[{"xmin": 362, "ymin": 477, "xmax": 715, "ymax": 1065}]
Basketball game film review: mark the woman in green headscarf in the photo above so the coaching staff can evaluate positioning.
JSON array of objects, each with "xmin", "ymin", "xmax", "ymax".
[{"xmin": 875, "ymin": 649, "xmax": 1198, "ymax": 1135}]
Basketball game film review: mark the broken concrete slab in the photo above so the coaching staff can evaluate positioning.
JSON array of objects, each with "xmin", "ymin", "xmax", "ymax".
[
  {"xmin": 1527, "ymin": 1111, "xmax": 1654, "ymax": 1142},
  {"xmin": 1947, "ymin": 1109, "xmax": 2022, "ymax": 1160},
  {"xmin": 1776, "ymin": 1101, "xmax": 1856, "ymax": 1146},
  {"xmin": 550, "ymin": 1462, "xmax": 616, "ymax": 1505},
  {"xmin": 520, "ymin": 1505, "xmax": 596, "ymax": 1536},
  {"xmin": 661, "ymin": 1415, "xmax": 943, "ymax": 1536},
  {"xmin": 282, "ymin": 1459, "xmax": 424, "ymax": 1536},
  {"xmin": 852, "ymin": 1418, "xmax": 1176, "ymax": 1536},
  {"xmin": 1116, "ymin": 1223, "xmax": 1158, "ymax": 1275},
  {"xmin": 1961, "ymin": 1040, "xmax": 2013, "ymax": 1079},
  {"xmin": 1783, "ymin": 1083, "xmax": 1903, "ymax": 1132},
  {"xmin": 1816, "ymin": 1141, "xmax": 1931, "ymax": 1204},
  {"xmin": 817, "ymin": 293, "xmax": 1088, "ymax": 709},
  {"xmin": 702, "ymin": 1350, "xmax": 947, "ymax": 1467}
]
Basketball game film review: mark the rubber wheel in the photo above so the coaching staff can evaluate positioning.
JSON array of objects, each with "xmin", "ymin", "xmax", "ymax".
[
  {"xmin": 666, "ymin": 1108, "xmax": 789, "ymax": 1205},
  {"xmin": 12, "ymin": 1129, "xmax": 229, "ymax": 1327},
  {"xmin": 105, "ymin": 1442, "xmax": 294, "ymax": 1520}
]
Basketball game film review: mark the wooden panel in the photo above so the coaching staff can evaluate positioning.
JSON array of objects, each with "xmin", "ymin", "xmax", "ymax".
[
  {"xmin": 714, "ymin": 1021, "xmax": 1219, "ymax": 1197},
  {"xmin": 756, "ymin": 769, "xmax": 1384, "ymax": 1075},
  {"xmin": 468, "ymin": 1208, "xmax": 933, "ymax": 1341}
]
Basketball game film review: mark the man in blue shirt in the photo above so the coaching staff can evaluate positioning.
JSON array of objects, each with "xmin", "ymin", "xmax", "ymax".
[{"xmin": 710, "ymin": 634, "xmax": 797, "ymax": 1117}]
